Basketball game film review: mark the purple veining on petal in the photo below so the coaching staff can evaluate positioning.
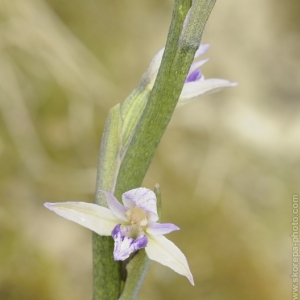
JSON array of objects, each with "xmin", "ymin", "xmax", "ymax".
[
  {"xmin": 121, "ymin": 193, "xmax": 135, "ymax": 209},
  {"xmin": 146, "ymin": 222, "xmax": 180, "ymax": 235},
  {"xmin": 185, "ymin": 69, "xmax": 202, "ymax": 83},
  {"xmin": 111, "ymin": 224, "xmax": 148, "ymax": 261},
  {"xmin": 122, "ymin": 188, "xmax": 158, "ymax": 222}
]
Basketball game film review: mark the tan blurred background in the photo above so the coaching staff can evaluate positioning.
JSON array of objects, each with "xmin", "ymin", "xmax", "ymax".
[{"xmin": 0, "ymin": 0, "xmax": 299, "ymax": 299}]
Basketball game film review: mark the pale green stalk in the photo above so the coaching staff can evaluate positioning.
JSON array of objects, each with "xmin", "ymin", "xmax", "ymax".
[
  {"xmin": 115, "ymin": 0, "xmax": 217, "ymax": 198},
  {"xmin": 120, "ymin": 87, "xmax": 150, "ymax": 155},
  {"xmin": 92, "ymin": 104, "xmax": 122, "ymax": 300}
]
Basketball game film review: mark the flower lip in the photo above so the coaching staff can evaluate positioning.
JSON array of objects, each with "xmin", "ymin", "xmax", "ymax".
[
  {"xmin": 112, "ymin": 224, "xmax": 148, "ymax": 261},
  {"xmin": 185, "ymin": 69, "xmax": 202, "ymax": 83}
]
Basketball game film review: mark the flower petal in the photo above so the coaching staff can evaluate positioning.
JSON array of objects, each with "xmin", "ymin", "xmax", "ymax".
[
  {"xmin": 141, "ymin": 48, "xmax": 164, "ymax": 87},
  {"xmin": 145, "ymin": 234, "xmax": 194, "ymax": 285},
  {"xmin": 44, "ymin": 202, "xmax": 119, "ymax": 236},
  {"xmin": 185, "ymin": 69, "xmax": 202, "ymax": 83},
  {"xmin": 101, "ymin": 190, "xmax": 128, "ymax": 222},
  {"xmin": 188, "ymin": 58, "xmax": 209, "ymax": 74},
  {"xmin": 179, "ymin": 78, "xmax": 238, "ymax": 104},
  {"xmin": 146, "ymin": 222, "xmax": 180, "ymax": 235},
  {"xmin": 122, "ymin": 188, "xmax": 158, "ymax": 221},
  {"xmin": 194, "ymin": 44, "xmax": 210, "ymax": 58},
  {"xmin": 112, "ymin": 224, "xmax": 148, "ymax": 260},
  {"xmin": 141, "ymin": 44, "xmax": 209, "ymax": 89}
]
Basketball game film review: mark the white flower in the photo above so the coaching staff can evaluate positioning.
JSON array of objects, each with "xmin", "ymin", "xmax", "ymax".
[
  {"xmin": 142, "ymin": 44, "xmax": 237, "ymax": 105},
  {"xmin": 44, "ymin": 187, "xmax": 194, "ymax": 285}
]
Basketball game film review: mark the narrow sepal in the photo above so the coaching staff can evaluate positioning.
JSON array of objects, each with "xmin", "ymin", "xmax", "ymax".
[{"xmin": 44, "ymin": 202, "xmax": 119, "ymax": 236}]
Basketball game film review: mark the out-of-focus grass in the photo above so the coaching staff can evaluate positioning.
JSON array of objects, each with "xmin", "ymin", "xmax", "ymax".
[{"xmin": 0, "ymin": 0, "xmax": 299, "ymax": 299}]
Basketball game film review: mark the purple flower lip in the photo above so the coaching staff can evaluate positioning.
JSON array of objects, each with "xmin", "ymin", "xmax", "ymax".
[
  {"xmin": 112, "ymin": 224, "xmax": 148, "ymax": 261},
  {"xmin": 185, "ymin": 69, "xmax": 202, "ymax": 83}
]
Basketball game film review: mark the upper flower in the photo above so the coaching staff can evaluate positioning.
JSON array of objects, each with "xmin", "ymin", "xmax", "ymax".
[
  {"xmin": 44, "ymin": 187, "xmax": 194, "ymax": 285},
  {"xmin": 142, "ymin": 44, "xmax": 237, "ymax": 105}
]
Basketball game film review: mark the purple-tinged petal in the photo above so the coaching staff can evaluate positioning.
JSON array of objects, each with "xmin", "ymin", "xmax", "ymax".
[
  {"xmin": 188, "ymin": 58, "xmax": 209, "ymax": 74},
  {"xmin": 141, "ymin": 44, "xmax": 209, "ymax": 89},
  {"xmin": 180, "ymin": 78, "xmax": 238, "ymax": 104},
  {"xmin": 185, "ymin": 69, "xmax": 202, "ymax": 83},
  {"xmin": 112, "ymin": 224, "xmax": 148, "ymax": 260},
  {"xmin": 101, "ymin": 190, "xmax": 128, "ymax": 222},
  {"xmin": 194, "ymin": 44, "xmax": 210, "ymax": 58},
  {"xmin": 121, "ymin": 194, "xmax": 135, "ymax": 209},
  {"xmin": 44, "ymin": 202, "xmax": 119, "ymax": 236},
  {"xmin": 145, "ymin": 234, "xmax": 194, "ymax": 285},
  {"xmin": 146, "ymin": 222, "xmax": 180, "ymax": 235},
  {"xmin": 122, "ymin": 188, "xmax": 158, "ymax": 222}
]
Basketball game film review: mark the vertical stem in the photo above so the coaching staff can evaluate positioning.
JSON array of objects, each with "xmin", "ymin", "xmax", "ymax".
[
  {"xmin": 115, "ymin": 0, "xmax": 216, "ymax": 299},
  {"xmin": 93, "ymin": 105, "xmax": 122, "ymax": 300},
  {"xmin": 92, "ymin": 235, "xmax": 122, "ymax": 300},
  {"xmin": 114, "ymin": 0, "xmax": 217, "ymax": 199}
]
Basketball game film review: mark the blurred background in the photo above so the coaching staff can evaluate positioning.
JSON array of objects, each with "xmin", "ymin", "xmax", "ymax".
[{"xmin": 0, "ymin": 0, "xmax": 298, "ymax": 299}]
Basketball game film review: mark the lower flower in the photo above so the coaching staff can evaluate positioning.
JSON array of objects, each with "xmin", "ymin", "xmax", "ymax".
[{"xmin": 44, "ymin": 187, "xmax": 194, "ymax": 285}]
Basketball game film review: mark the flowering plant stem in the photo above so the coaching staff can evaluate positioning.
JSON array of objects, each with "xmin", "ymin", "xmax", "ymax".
[
  {"xmin": 92, "ymin": 1, "xmax": 217, "ymax": 299},
  {"xmin": 115, "ymin": 0, "xmax": 217, "ymax": 199}
]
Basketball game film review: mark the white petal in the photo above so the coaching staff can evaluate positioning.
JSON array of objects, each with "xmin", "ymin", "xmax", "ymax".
[
  {"xmin": 122, "ymin": 188, "xmax": 158, "ymax": 222},
  {"xmin": 145, "ymin": 234, "xmax": 194, "ymax": 285},
  {"xmin": 101, "ymin": 190, "xmax": 128, "ymax": 222},
  {"xmin": 44, "ymin": 202, "xmax": 119, "ymax": 236},
  {"xmin": 179, "ymin": 78, "xmax": 238, "ymax": 104}
]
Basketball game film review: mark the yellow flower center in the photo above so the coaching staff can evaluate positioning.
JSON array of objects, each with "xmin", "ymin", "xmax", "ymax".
[{"xmin": 125, "ymin": 206, "xmax": 148, "ymax": 227}]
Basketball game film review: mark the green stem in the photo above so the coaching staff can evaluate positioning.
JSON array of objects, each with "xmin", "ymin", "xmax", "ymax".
[
  {"xmin": 118, "ymin": 250, "xmax": 151, "ymax": 300},
  {"xmin": 115, "ymin": 0, "xmax": 216, "ymax": 299},
  {"xmin": 114, "ymin": 0, "xmax": 216, "ymax": 199}
]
